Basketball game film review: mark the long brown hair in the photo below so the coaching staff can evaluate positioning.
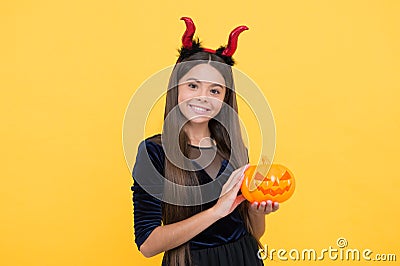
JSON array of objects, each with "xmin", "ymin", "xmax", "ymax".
[{"xmin": 161, "ymin": 52, "xmax": 260, "ymax": 265}]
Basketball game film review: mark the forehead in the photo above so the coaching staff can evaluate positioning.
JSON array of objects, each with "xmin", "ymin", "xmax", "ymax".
[{"xmin": 179, "ymin": 64, "xmax": 226, "ymax": 86}]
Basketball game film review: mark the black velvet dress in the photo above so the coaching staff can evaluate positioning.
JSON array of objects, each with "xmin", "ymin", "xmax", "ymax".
[{"xmin": 131, "ymin": 134, "xmax": 263, "ymax": 266}]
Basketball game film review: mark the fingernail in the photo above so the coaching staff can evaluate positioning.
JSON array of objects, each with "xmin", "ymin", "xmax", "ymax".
[{"xmin": 241, "ymin": 168, "xmax": 247, "ymax": 175}]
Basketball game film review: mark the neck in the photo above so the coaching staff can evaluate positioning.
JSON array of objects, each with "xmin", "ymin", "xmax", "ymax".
[{"xmin": 184, "ymin": 122, "xmax": 213, "ymax": 147}]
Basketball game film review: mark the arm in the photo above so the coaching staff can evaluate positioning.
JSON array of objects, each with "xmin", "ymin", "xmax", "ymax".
[
  {"xmin": 140, "ymin": 164, "xmax": 249, "ymax": 258},
  {"xmin": 140, "ymin": 207, "xmax": 219, "ymax": 257},
  {"xmin": 248, "ymin": 200, "xmax": 279, "ymax": 240},
  {"xmin": 248, "ymin": 206, "xmax": 266, "ymax": 239}
]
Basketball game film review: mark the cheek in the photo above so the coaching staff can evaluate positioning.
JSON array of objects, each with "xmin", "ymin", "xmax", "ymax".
[
  {"xmin": 177, "ymin": 86, "xmax": 185, "ymax": 104},
  {"xmin": 177, "ymin": 95, "xmax": 184, "ymax": 105},
  {"xmin": 215, "ymin": 91, "xmax": 226, "ymax": 110},
  {"xmin": 177, "ymin": 86, "xmax": 194, "ymax": 105},
  {"xmin": 211, "ymin": 98, "xmax": 224, "ymax": 111}
]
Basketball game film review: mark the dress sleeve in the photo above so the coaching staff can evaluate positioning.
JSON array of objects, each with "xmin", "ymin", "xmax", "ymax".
[{"xmin": 131, "ymin": 140, "xmax": 164, "ymax": 251}]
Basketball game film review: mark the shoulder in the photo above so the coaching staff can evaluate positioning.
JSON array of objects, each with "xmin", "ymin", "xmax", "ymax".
[
  {"xmin": 136, "ymin": 134, "xmax": 162, "ymax": 151},
  {"xmin": 132, "ymin": 134, "xmax": 164, "ymax": 177},
  {"xmin": 134, "ymin": 134, "xmax": 165, "ymax": 176},
  {"xmin": 138, "ymin": 134, "xmax": 164, "ymax": 157},
  {"xmin": 146, "ymin": 134, "xmax": 162, "ymax": 146}
]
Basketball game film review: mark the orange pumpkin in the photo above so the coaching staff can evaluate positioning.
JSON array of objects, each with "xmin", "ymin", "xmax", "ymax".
[{"xmin": 241, "ymin": 164, "xmax": 295, "ymax": 203}]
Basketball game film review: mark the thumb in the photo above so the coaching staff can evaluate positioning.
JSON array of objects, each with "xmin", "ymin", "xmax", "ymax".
[{"xmin": 231, "ymin": 194, "xmax": 246, "ymax": 211}]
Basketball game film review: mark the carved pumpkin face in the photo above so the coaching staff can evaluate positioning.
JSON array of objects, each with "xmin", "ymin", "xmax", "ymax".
[{"xmin": 241, "ymin": 164, "xmax": 295, "ymax": 203}]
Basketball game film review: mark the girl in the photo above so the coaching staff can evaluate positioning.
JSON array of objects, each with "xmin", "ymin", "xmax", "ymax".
[{"xmin": 132, "ymin": 17, "xmax": 279, "ymax": 266}]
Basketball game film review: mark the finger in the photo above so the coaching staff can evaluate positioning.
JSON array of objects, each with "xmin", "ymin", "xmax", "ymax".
[
  {"xmin": 234, "ymin": 194, "xmax": 246, "ymax": 206},
  {"xmin": 272, "ymin": 202, "xmax": 279, "ymax": 212},
  {"xmin": 222, "ymin": 165, "xmax": 246, "ymax": 192},
  {"xmin": 221, "ymin": 176, "xmax": 238, "ymax": 195},
  {"xmin": 232, "ymin": 164, "xmax": 248, "ymax": 184},
  {"xmin": 242, "ymin": 163, "xmax": 250, "ymax": 174},
  {"xmin": 225, "ymin": 168, "xmax": 246, "ymax": 194},
  {"xmin": 226, "ymin": 174, "xmax": 245, "ymax": 198},
  {"xmin": 234, "ymin": 172, "xmax": 246, "ymax": 191},
  {"xmin": 221, "ymin": 164, "xmax": 249, "ymax": 196},
  {"xmin": 265, "ymin": 200, "xmax": 273, "ymax": 214},
  {"xmin": 259, "ymin": 201, "xmax": 266, "ymax": 212},
  {"xmin": 236, "ymin": 194, "xmax": 245, "ymax": 201},
  {"xmin": 251, "ymin": 201, "xmax": 259, "ymax": 210},
  {"xmin": 232, "ymin": 164, "xmax": 249, "ymax": 181}
]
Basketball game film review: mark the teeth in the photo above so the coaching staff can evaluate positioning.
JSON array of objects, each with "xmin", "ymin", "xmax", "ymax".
[
  {"xmin": 194, "ymin": 106, "xmax": 206, "ymax": 111},
  {"xmin": 190, "ymin": 105, "xmax": 209, "ymax": 112}
]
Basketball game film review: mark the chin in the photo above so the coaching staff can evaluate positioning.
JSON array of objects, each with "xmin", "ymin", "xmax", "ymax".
[{"xmin": 187, "ymin": 116, "xmax": 212, "ymax": 124}]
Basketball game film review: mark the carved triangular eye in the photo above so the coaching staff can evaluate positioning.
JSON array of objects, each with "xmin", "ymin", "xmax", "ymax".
[
  {"xmin": 280, "ymin": 171, "xmax": 291, "ymax": 180},
  {"xmin": 254, "ymin": 172, "xmax": 265, "ymax": 181},
  {"xmin": 249, "ymin": 172, "xmax": 264, "ymax": 191}
]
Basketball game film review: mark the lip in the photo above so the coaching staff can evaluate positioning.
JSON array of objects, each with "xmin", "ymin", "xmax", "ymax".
[{"xmin": 188, "ymin": 104, "xmax": 211, "ymax": 114}]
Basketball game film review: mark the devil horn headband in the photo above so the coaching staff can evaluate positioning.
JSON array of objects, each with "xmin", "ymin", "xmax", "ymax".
[{"xmin": 177, "ymin": 17, "xmax": 249, "ymax": 65}]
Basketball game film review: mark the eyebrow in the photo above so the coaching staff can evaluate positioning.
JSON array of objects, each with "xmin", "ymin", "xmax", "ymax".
[{"xmin": 185, "ymin": 77, "xmax": 225, "ymax": 89}]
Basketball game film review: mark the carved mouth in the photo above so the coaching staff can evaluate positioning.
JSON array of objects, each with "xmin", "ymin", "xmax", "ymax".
[{"xmin": 257, "ymin": 183, "xmax": 292, "ymax": 196}]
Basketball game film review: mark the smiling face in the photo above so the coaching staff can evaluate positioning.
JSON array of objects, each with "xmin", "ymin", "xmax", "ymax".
[{"xmin": 177, "ymin": 63, "xmax": 227, "ymax": 124}]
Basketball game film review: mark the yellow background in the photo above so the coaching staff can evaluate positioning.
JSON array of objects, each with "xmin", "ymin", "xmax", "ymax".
[{"xmin": 1, "ymin": 1, "xmax": 399, "ymax": 265}]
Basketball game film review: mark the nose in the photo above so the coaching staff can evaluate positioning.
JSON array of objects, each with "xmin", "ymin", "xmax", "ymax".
[
  {"xmin": 195, "ymin": 96, "xmax": 208, "ymax": 103},
  {"xmin": 271, "ymin": 175, "xmax": 279, "ymax": 186},
  {"xmin": 194, "ymin": 87, "xmax": 208, "ymax": 102}
]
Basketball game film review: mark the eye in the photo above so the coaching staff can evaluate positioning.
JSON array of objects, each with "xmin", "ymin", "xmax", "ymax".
[
  {"xmin": 188, "ymin": 83, "xmax": 197, "ymax": 89},
  {"xmin": 210, "ymin": 88, "xmax": 221, "ymax": 95},
  {"xmin": 280, "ymin": 171, "xmax": 291, "ymax": 180}
]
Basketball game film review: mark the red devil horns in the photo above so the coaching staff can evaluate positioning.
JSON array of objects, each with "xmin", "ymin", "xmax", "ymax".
[
  {"xmin": 181, "ymin": 17, "xmax": 196, "ymax": 49},
  {"xmin": 180, "ymin": 17, "xmax": 248, "ymax": 57},
  {"xmin": 221, "ymin": 25, "xmax": 249, "ymax": 57}
]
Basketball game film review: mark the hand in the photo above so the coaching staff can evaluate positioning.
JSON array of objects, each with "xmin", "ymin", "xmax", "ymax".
[
  {"xmin": 248, "ymin": 200, "xmax": 279, "ymax": 216},
  {"xmin": 211, "ymin": 164, "xmax": 249, "ymax": 219}
]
